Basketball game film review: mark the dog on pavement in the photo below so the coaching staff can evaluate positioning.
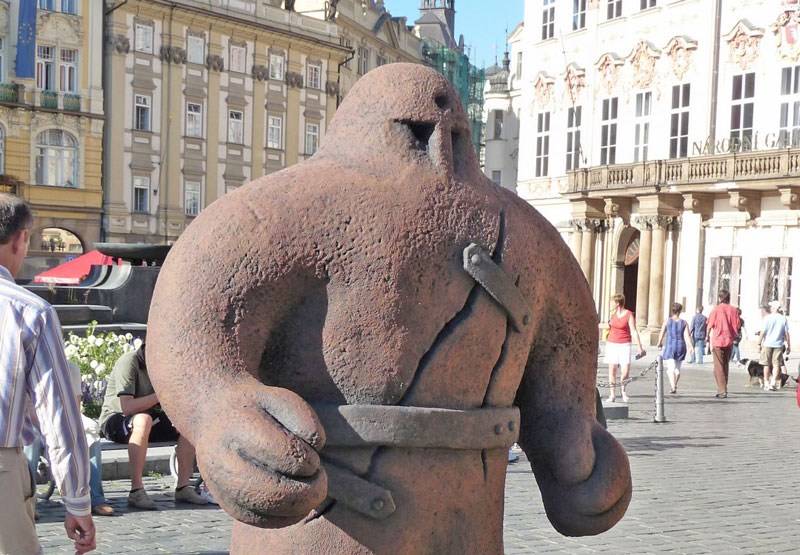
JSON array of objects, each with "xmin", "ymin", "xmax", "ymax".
[{"xmin": 739, "ymin": 358, "xmax": 789, "ymax": 388}]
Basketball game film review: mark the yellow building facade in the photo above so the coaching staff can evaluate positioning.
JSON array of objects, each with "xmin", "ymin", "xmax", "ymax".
[
  {"xmin": 1, "ymin": 0, "xmax": 104, "ymax": 278},
  {"xmin": 103, "ymin": 0, "xmax": 350, "ymax": 244}
]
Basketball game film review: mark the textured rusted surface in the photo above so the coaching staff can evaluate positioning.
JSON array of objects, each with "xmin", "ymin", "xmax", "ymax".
[{"xmin": 147, "ymin": 63, "xmax": 632, "ymax": 554}]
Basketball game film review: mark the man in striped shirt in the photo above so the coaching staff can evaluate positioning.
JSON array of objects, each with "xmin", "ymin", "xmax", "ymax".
[{"xmin": 0, "ymin": 194, "xmax": 96, "ymax": 554}]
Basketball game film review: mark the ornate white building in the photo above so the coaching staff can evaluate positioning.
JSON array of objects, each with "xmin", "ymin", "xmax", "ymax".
[{"xmin": 491, "ymin": 0, "xmax": 800, "ymax": 344}]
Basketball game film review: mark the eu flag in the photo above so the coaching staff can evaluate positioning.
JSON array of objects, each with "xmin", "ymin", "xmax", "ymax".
[{"xmin": 16, "ymin": 0, "xmax": 37, "ymax": 79}]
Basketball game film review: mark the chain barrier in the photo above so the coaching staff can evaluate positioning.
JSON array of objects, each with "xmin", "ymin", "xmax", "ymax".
[{"xmin": 596, "ymin": 359, "xmax": 659, "ymax": 388}]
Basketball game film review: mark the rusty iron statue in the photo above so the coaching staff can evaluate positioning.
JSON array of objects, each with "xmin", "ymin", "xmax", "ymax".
[{"xmin": 147, "ymin": 63, "xmax": 632, "ymax": 554}]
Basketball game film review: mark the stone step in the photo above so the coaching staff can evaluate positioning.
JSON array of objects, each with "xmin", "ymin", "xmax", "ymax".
[
  {"xmin": 601, "ymin": 401, "xmax": 629, "ymax": 420},
  {"xmin": 99, "ymin": 440, "xmax": 176, "ymax": 481}
]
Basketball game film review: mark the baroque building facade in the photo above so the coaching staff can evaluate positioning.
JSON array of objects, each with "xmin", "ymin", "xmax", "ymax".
[
  {"xmin": 500, "ymin": 0, "xmax": 800, "ymax": 343},
  {"xmin": 103, "ymin": 0, "xmax": 350, "ymax": 244},
  {"xmin": 294, "ymin": 0, "xmax": 422, "ymax": 101},
  {"xmin": 1, "ymin": 0, "xmax": 105, "ymax": 278}
]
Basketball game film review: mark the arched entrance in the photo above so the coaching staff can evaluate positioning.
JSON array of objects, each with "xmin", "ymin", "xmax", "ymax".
[{"xmin": 623, "ymin": 232, "xmax": 640, "ymax": 311}]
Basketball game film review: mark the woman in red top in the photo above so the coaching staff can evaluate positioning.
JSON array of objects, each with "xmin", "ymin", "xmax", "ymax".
[{"xmin": 603, "ymin": 294, "xmax": 645, "ymax": 403}]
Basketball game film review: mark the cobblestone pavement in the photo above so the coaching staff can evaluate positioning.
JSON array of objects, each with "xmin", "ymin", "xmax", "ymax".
[{"xmin": 36, "ymin": 356, "xmax": 800, "ymax": 554}]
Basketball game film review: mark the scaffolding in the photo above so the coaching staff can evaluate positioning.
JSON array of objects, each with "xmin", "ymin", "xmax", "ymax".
[{"xmin": 421, "ymin": 41, "xmax": 486, "ymax": 161}]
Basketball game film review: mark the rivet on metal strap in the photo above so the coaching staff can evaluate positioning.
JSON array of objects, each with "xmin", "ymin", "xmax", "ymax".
[
  {"xmin": 372, "ymin": 499, "xmax": 385, "ymax": 511},
  {"xmin": 494, "ymin": 424, "xmax": 503, "ymax": 435},
  {"xmin": 508, "ymin": 420, "xmax": 516, "ymax": 431}
]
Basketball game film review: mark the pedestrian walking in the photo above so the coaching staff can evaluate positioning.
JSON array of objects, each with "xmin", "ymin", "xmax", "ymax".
[
  {"xmin": 656, "ymin": 302, "xmax": 694, "ymax": 394},
  {"xmin": 730, "ymin": 308, "xmax": 747, "ymax": 363},
  {"xmin": 603, "ymin": 294, "xmax": 645, "ymax": 403},
  {"xmin": 689, "ymin": 306, "xmax": 707, "ymax": 363},
  {"xmin": 0, "ymin": 194, "xmax": 96, "ymax": 554},
  {"xmin": 705, "ymin": 290, "xmax": 740, "ymax": 398},
  {"xmin": 758, "ymin": 300, "xmax": 791, "ymax": 391}
]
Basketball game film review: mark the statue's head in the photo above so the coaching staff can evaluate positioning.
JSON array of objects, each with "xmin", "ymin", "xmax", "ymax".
[{"xmin": 320, "ymin": 63, "xmax": 479, "ymax": 181}]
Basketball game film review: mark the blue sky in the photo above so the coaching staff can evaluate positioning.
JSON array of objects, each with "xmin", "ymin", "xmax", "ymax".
[{"xmin": 387, "ymin": 0, "xmax": 524, "ymax": 69}]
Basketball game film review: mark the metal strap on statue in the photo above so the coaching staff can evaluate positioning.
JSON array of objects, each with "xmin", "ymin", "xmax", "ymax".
[{"xmin": 314, "ymin": 244, "xmax": 530, "ymax": 521}]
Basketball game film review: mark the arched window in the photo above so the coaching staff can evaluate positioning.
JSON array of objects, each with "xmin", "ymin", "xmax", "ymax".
[
  {"xmin": 35, "ymin": 130, "xmax": 78, "ymax": 187},
  {"xmin": 0, "ymin": 126, "xmax": 5, "ymax": 175}
]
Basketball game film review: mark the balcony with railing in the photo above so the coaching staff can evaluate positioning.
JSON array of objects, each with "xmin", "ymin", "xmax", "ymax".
[
  {"xmin": 0, "ymin": 83, "xmax": 23, "ymax": 104},
  {"xmin": 63, "ymin": 94, "xmax": 81, "ymax": 112},
  {"xmin": 567, "ymin": 148, "xmax": 800, "ymax": 194},
  {"xmin": 41, "ymin": 90, "xmax": 59, "ymax": 109}
]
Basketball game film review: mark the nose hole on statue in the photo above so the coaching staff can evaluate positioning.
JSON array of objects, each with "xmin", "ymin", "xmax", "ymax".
[
  {"xmin": 435, "ymin": 94, "xmax": 448, "ymax": 109},
  {"xmin": 396, "ymin": 120, "xmax": 436, "ymax": 153}
]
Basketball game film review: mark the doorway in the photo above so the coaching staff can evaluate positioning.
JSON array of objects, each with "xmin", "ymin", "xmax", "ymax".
[{"xmin": 623, "ymin": 232, "xmax": 640, "ymax": 310}]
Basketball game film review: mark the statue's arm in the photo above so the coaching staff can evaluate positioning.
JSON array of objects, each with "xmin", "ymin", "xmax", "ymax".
[
  {"xmin": 147, "ymin": 187, "xmax": 328, "ymax": 527},
  {"xmin": 513, "ymin": 242, "xmax": 632, "ymax": 537}
]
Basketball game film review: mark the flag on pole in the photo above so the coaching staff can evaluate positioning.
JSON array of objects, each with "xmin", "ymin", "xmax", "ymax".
[{"xmin": 16, "ymin": 0, "xmax": 37, "ymax": 79}]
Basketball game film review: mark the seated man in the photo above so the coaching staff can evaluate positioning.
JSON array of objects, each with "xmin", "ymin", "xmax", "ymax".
[{"xmin": 99, "ymin": 344, "xmax": 207, "ymax": 509}]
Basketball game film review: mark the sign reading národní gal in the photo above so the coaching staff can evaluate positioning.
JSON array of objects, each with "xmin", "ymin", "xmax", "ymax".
[{"xmin": 693, "ymin": 132, "xmax": 799, "ymax": 156}]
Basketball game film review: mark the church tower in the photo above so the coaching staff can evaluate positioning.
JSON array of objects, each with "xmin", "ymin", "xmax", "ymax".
[{"xmin": 416, "ymin": 0, "xmax": 458, "ymax": 49}]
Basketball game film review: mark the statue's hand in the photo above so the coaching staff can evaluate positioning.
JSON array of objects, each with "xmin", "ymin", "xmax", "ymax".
[
  {"xmin": 196, "ymin": 382, "xmax": 327, "ymax": 527},
  {"xmin": 528, "ymin": 413, "xmax": 632, "ymax": 537}
]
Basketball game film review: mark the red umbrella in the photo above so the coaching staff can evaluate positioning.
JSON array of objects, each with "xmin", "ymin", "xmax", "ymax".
[{"xmin": 34, "ymin": 249, "xmax": 118, "ymax": 285}]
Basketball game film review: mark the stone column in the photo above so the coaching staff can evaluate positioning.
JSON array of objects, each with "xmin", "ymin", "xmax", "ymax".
[
  {"xmin": 569, "ymin": 219, "xmax": 583, "ymax": 261},
  {"xmin": 634, "ymin": 217, "xmax": 652, "ymax": 329},
  {"xmin": 285, "ymin": 49, "xmax": 303, "ymax": 166},
  {"xmin": 206, "ymin": 36, "xmax": 222, "ymax": 204},
  {"xmin": 647, "ymin": 216, "xmax": 672, "ymax": 337},
  {"xmin": 579, "ymin": 224, "xmax": 595, "ymax": 286}
]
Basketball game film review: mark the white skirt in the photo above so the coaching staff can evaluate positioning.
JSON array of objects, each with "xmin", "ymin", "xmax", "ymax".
[{"xmin": 604, "ymin": 342, "xmax": 632, "ymax": 365}]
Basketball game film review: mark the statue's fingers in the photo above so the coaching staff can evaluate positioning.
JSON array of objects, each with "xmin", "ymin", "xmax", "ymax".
[{"xmin": 256, "ymin": 386, "xmax": 326, "ymax": 450}]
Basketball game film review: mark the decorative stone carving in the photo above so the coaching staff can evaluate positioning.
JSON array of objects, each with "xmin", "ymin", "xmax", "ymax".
[
  {"xmin": 595, "ymin": 53, "xmax": 624, "ymax": 97},
  {"xmin": 147, "ymin": 63, "xmax": 632, "ymax": 555},
  {"xmin": 0, "ymin": 4, "xmax": 9, "ymax": 33},
  {"xmin": 284, "ymin": 0, "xmax": 295, "ymax": 10},
  {"xmin": 532, "ymin": 72, "xmax": 555, "ymax": 110},
  {"xmin": 664, "ymin": 36, "xmax": 698, "ymax": 81},
  {"xmin": 206, "ymin": 54, "xmax": 225, "ymax": 72},
  {"xmin": 252, "ymin": 64, "xmax": 269, "ymax": 82},
  {"xmin": 724, "ymin": 20, "xmax": 764, "ymax": 70},
  {"xmin": 109, "ymin": 33, "xmax": 130, "ymax": 54},
  {"xmin": 729, "ymin": 190, "xmax": 761, "ymax": 219},
  {"xmin": 779, "ymin": 186, "xmax": 800, "ymax": 210},
  {"xmin": 682, "ymin": 193, "xmax": 714, "ymax": 219},
  {"xmin": 633, "ymin": 215, "xmax": 673, "ymax": 230},
  {"xmin": 570, "ymin": 218, "xmax": 606, "ymax": 233},
  {"xmin": 772, "ymin": 4, "xmax": 800, "ymax": 62},
  {"xmin": 628, "ymin": 41, "xmax": 660, "ymax": 90},
  {"xmin": 562, "ymin": 63, "xmax": 585, "ymax": 104},
  {"xmin": 604, "ymin": 197, "xmax": 631, "ymax": 222},
  {"xmin": 39, "ymin": 12, "xmax": 82, "ymax": 45},
  {"xmin": 325, "ymin": 0, "xmax": 339, "ymax": 20},
  {"xmin": 285, "ymin": 71, "xmax": 304, "ymax": 89},
  {"xmin": 325, "ymin": 81, "xmax": 340, "ymax": 97},
  {"xmin": 160, "ymin": 46, "xmax": 187, "ymax": 65}
]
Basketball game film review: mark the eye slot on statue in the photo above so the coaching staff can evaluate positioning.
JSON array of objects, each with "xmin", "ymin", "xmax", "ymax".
[
  {"xmin": 434, "ymin": 94, "xmax": 448, "ymax": 109},
  {"xmin": 395, "ymin": 120, "xmax": 436, "ymax": 153}
]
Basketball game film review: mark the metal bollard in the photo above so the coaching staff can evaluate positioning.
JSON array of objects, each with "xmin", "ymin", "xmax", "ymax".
[{"xmin": 654, "ymin": 355, "xmax": 666, "ymax": 423}]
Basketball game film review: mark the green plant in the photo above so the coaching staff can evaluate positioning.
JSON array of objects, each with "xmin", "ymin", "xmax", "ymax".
[{"xmin": 64, "ymin": 321, "xmax": 139, "ymax": 418}]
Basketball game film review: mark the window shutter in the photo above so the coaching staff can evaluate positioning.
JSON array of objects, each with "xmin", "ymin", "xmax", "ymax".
[
  {"xmin": 759, "ymin": 258, "xmax": 769, "ymax": 308},
  {"xmin": 731, "ymin": 256, "xmax": 741, "ymax": 307},
  {"xmin": 708, "ymin": 257, "xmax": 719, "ymax": 305},
  {"xmin": 779, "ymin": 257, "xmax": 792, "ymax": 314}
]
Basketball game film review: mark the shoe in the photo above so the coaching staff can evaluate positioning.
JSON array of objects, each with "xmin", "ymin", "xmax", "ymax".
[
  {"xmin": 621, "ymin": 392, "xmax": 630, "ymax": 403},
  {"xmin": 34, "ymin": 510, "xmax": 40, "ymax": 520},
  {"xmin": 606, "ymin": 395, "xmax": 615, "ymax": 403},
  {"xmin": 175, "ymin": 486, "xmax": 209, "ymax": 505},
  {"xmin": 128, "ymin": 488, "xmax": 157, "ymax": 510},
  {"xmin": 714, "ymin": 392, "xmax": 728, "ymax": 398},
  {"xmin": 770, "ymin": 384, "xmax": 778, "ymax": 391},
  {"xmin": 199, "ymin": 488, "xmax": 218, "ymax": 505},
  {"xmin": 670, "ymin": 388, "xmax": 677, "ymax": 394},
  {"xmin": 92, "ymin": 503, "xmax": 115, "ymax": 516}
]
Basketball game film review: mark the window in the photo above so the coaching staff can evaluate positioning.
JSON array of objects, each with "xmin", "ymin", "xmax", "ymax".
[
  {"xmin": 670, "ymin": 84, "xmax": 690, "ymax": 158},
  {"xmin": 640, "ymin": 0, "xmax": 656, "ymax": 8},
  {"xmin": 516, "ymin": 52, "xmax": 523, "ymax": 79},
  {"xmin": 35, "ymin": 130, "xmax": 78, "ymax": 188},
  {"xmin": 230, "ymin": 44, "xmax": 246, "ymax": 73},
  {"xmin": 134, "ymin": 95, "xmax": 151, "ymax": 131},
  {"xmin": 634, "ymin": 92, "xmax": 652, "ymax": 162},
  {"xmin": 730, "ymin": 73, "xmax": 755, "ymax": 151},
  {"xmin": 492, "ymin": 110, "xmax": 504, "ymax": 139},
  {"xmin": 307, "ymin": 63, "xmax": 321, "ymax": 89},
  {"xmin": 267, "ymin": 115, "xmax": 283, "ymax": 149},
  {"xmin": 358, "ymin": 46, "xmax": 370, "ymax": 75},
  {"xmin": 535, "ymin": 111, "xmax": 550, "ymax": 177},
  {"xmin": 36, "ymin": 46, "xmax": 55, "ymax": 91},
  {"xmin": 566, "ymin": 106, "xmax": 582, "ymax": 171},
  {"xmin": 133, "ymin": 176, "xmax": 150, "ymax": 213},
  {"xmin": 0, "ymin": 38, "xmax": 5, "ymax": 81},
  {"xmin": 708, "ymin": 256, "xmax": 741, "ymax": 307},
  {"xmin": 0, "ymin": 126, "xmax": 5, "ymax": 174},
  {"xmin": 607, "ymin": 0, "xmax": 622, "ymax": 19},
  {"xmin": 339, "ymin": 37, "xmax": 353, "ymax": 68},
  {"xmin": 61, "ymin": 0, "xmax": 76, "ymax": 14},
  {"xmin": 228, "ymin": 110, "xmax": 243, "ymax": 144},
  {"xmin": 186, "ymin": 102, "xmax": 203, "ymax": 138},
  {"xmin": 39, "ymin": 0, "xmax": 55, "ymax": 9},
  {"xmin": 760, "ymin": 257, "xmax": 793, "ymax": 315},
  {"xmin": 59, "ymin": 49, "xmax": 77, "ymax": 93},
  {"xmin": 542, "ymin": 0, "xmax": 555, "ymax": 40},
  {"xmin": 573, "ymin": 0, "xmax": 586, "ymax": 31},
  {"xmin": 184, "ymin": 181, "xmax": 201, "ymax": 216},
  {"xmin": 600, "ymin": 97, "xmax": 618, "ymax": 165},
  {"xmin": 135, "ymin": 24, "xmax": 153, "ymax": 54},
  {"xmin": 376, "ymin": 54, "xmax": 387, "ymax": 67},
  {"xmin": 269, "ymin": 53, "xmax": 285, "ymax": 80},
  {"xmin": 779, "ymin": 66, "xmax": 800, "ymax": 147},
  {"xmin": 305, "ymin": 123, "xmax": 319, "ymax": 155},
  {"xmin": 187, "ymin": 35, "xmax": 205, "ymax": 65},
  {"xmin": 491, "ymin": 170, "xmax": 501, "ymax": 184}
]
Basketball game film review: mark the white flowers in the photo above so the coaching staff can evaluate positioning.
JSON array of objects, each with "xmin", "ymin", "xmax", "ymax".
[
  {"xmin": 89, "ymin": 360, "xmax": 99, "ymax": 369},
  {"xmin": 133, "ymin": 338, "xmax": 143, "ymax": 350}
]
